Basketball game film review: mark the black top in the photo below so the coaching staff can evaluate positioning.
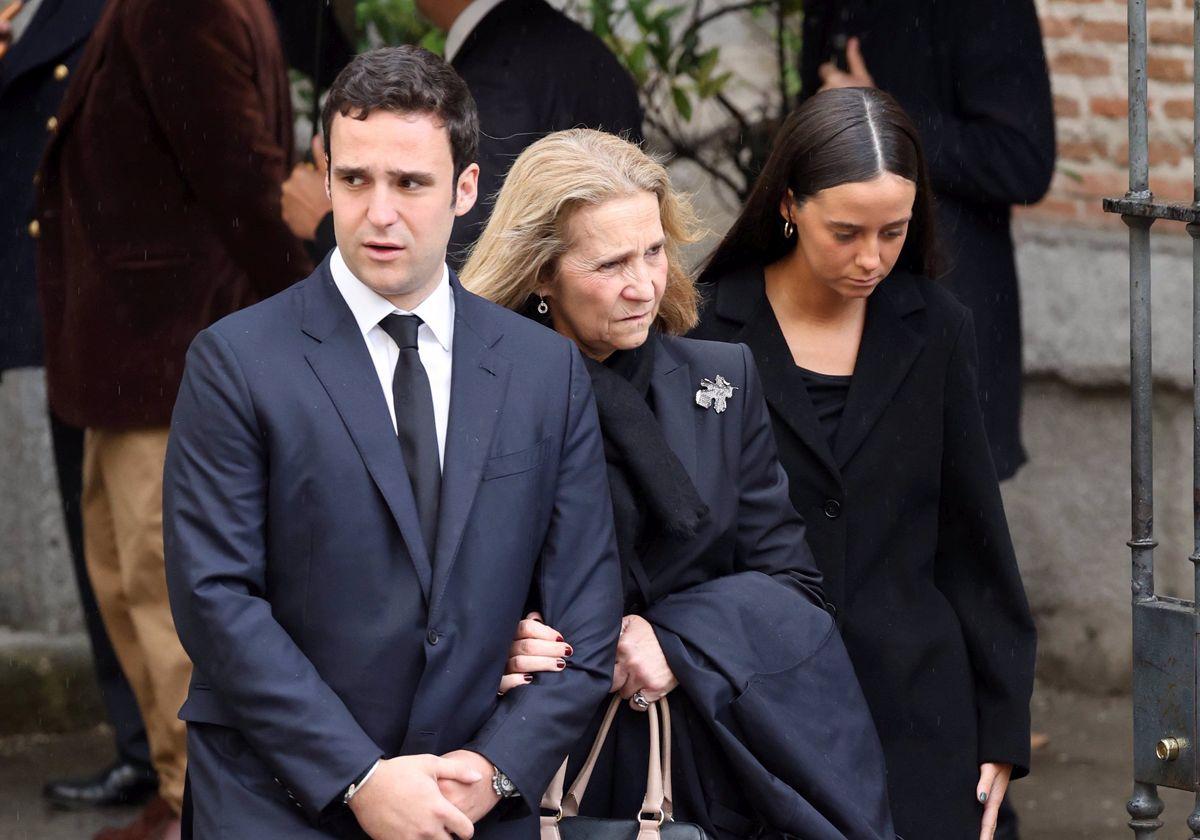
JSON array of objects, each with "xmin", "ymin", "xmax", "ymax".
[
  {"xmin": 692, "ymin": 265, "xmax": 1036, "ymax": 840},
  {"xmin": 801, "ymin": 0, "xmax": 1056, "ymax": 480},
  {"xmin": 795, "ymin": 366, "xmax": 851, "ymax": 448}
]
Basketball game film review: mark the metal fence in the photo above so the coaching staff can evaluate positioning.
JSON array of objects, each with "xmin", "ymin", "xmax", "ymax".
[{"xmin": 1104, "ymin": 0, "xmax": 1200, "ymax": 835}]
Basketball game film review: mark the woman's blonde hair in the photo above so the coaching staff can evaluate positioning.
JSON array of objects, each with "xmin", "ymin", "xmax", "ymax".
[{"xmin": 461, "ymin": 128, "xmax": 701, "ymax": 335}]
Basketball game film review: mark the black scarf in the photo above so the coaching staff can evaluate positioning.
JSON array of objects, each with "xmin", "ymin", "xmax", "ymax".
[{"xmin": 583, "ymin": 335, "xmax": 710, "ymax": 610}]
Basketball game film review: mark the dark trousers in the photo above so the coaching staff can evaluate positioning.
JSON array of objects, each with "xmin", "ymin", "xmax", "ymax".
[{"xmin": 49, "ymin": 410, "xmax": 152, "ymax": 768}]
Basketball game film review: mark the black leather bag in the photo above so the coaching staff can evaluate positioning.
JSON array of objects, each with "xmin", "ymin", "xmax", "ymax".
[{"xmin": 540, "ymin": 695, "xmax": 714, "ymax": 840}]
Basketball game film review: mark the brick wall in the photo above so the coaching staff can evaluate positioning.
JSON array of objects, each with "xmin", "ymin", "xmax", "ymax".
[{"xmin": 1023, "ymin": 0, "xmax": 1195, "ymax": 229}]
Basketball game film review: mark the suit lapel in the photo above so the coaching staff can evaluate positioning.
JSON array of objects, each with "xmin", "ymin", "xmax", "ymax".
[
  {"xmin": 2, "ymin": 0, "xmax": 104, "ymax": 86},
  {"xmin": 301, "ymin": 266, "xmax": 433, "ymax": 602},
  {"xmin": 833, "ymin": 277, "xmax": 926, "ymax": 469},
  {"xmin": 429, "ymin": 281, "xmax": 511, "ymax": 613},
  {"xmin": 648, "ymin": 338, "xmax": 699, "ymax": 488},
  {"xmin": 716, "ymin": 271, "xmax": 842, "ymax": 487}
]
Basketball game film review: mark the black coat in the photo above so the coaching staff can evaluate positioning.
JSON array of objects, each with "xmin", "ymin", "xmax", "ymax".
[
  {"xmin": 448, "ymin": 0, "xmax": 643, "ymax": 262},
  {"xmin": 692, "ymin": 267, "xmax": 1037, "ymax": 840},
  {"xmin": 570, "ymin": 334, "xmax": 894, "ymax": 840},
  {"xmin": 0, "ymin": 0, "xmax": 106, "ymax": 373},
  {"xmin": 802, "ymin": 0, "xmax": 1056, "ymax": 479}
]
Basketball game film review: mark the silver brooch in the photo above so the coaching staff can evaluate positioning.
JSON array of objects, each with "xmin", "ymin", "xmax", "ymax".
[{"xmin": 695, "ymin": 375, "xmax": 738, "ymax": 413}]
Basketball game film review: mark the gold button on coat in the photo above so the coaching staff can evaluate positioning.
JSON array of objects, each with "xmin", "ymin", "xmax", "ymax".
[
  {"xmin": 28, "ymin": 220, "xmax": 41, "ymax": 239},
  {"xmin": 54, "ymin": 64, "xmax": 69, "ymax": 81},
  {"xmin": 46, "ymin": 115, "xmax": 59, "ymax": 132}
]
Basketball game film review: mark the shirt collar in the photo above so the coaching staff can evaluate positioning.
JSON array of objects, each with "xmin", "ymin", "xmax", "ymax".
[
  {"xmin": 443, "ymin": 0, "xmax": 508, "ymax": 63},
  {"xmin": 330, "ymin": 248, "xmax": 454, "ymax": 352}
]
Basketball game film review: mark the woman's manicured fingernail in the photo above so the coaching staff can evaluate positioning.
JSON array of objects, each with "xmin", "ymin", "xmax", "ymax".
[
  {"xmin": 556, "ymin": 659, "xmax": 566, "ymax": 670},
  {"xmin": 556, "ymin": 635, "xmax": 564, "ymax": 643},
  {"xmin": 978, "ymin": 791, "xmax": 988, "ymax": 804},
  {"xmin": 523, "ymin": 674, "xmax": 533, "ymax": 683},
  {"xmin": 564, "ymin": 645, "xmax": 573, "ymax": 657}
]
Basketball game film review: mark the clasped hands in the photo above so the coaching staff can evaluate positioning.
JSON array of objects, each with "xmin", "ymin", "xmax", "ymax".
[
  {"xmin": 348, "ymin": 748, "xmax": 499, "ymax": 840},
  {"xmin": 500, "ymin": 611, "xmax": 677, "ymax": 710}
]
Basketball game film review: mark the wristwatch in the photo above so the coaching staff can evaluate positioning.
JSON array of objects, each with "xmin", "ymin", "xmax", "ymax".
[{"xmin": 491, "ymin": 766, "xmax": 520, "ymax": 799}]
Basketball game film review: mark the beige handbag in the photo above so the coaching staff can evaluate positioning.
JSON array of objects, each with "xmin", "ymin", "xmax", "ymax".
[{"xmin": 540, "ymin": 694, "xmax": 711, "ymax": 840}]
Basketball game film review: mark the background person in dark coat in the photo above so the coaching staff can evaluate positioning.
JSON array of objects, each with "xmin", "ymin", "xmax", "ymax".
[
  {"xmin": 0, "ymin": 0, "xmax": 157, "ymax": 811},
  {"xmin": 802, "ymin": 0, "xmax": 1056, "ymax": 481},
  {"xmin": 35, "ymin": 0, "xmax": 310, "ymax": 835},
  {"xmin": 281, "ymin": 0, "xmax": 644, "ymax": 267},
  {"xmin": 693, "ymin": 88, "xmax": 1037, "ymax": 840},
  {"xmin": 465, "ymin": 129, "xmax": 893, "ymax": 840}
]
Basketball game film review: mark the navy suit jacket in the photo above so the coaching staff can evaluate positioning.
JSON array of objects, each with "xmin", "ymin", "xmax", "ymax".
[{"xmin": 164, "ymin": 260, "xmax": 622, "ymax": 837}]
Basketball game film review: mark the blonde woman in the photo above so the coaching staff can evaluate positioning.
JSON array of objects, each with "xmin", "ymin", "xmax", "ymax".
[{"xmin": 462, "ymin": 129, "xmax": 894, "ymax": 840}]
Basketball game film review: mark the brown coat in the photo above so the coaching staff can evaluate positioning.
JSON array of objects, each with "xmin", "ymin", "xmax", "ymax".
[{"xmin": 36, "ymin": 0, "xmax": 312, "ymax": 428}]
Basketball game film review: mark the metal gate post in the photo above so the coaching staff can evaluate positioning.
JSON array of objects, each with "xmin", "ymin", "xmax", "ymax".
[{"xmin": 1103, "ymin": 0, "xmax": 1200, "ymax": 835}]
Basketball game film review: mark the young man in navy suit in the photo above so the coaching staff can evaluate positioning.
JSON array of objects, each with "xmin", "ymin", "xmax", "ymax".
[{"xmin": 164, "ymin": 46, "xmax": 622, "ymax": 838}]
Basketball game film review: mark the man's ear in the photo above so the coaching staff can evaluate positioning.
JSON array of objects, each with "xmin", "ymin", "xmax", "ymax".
[{"xmin": 453, "ymin": 163, "xmax": 480, "ymax": 217}]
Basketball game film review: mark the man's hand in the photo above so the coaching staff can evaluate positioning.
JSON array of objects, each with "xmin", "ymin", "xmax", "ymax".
[
  {"xmin": 818, "ymin": 37, "xmax": 875, "ymax": 91},
  {"xmin": 281, "ymin": 135, "xmax": 333, "ymax": 241},
  {"xmin": 437, "ymin": 750, "xmax": 502, "ymax": 824},
  {"xmin": 348, "ymin": 754, "xmax": 480, "ymax": 840}
]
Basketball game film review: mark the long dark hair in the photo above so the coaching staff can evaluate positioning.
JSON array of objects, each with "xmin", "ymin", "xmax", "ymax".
[{"xmin": 701, "ymin": 87, "xmax": 939, "ymax": 283}]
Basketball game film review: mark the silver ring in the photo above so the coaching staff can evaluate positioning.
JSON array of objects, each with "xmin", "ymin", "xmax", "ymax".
[{"xmin": 632, "ymin": 691, "xmax": 650, "ymax": 710}]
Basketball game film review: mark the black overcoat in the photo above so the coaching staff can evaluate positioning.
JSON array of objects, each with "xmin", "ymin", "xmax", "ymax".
[
  {"xmin": 449, "ymin": 0, "xmax": 644, "ymax": 260},
  {"xmin": 692, "ymin": 267, "xmax": 1037, "ymax": 839},
  {"xmin": 802, "ymin": 0, "xmax": 1056, "ymax": 479},
  {"xmin": 0, "ymin": 0, "xmax": 106, "ymax": 373},
  {"xmin": 568, "ymin": 334, "xmax": 893, "ymax": 840}
]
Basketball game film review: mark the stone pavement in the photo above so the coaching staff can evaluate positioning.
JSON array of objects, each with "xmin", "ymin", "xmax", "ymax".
[{"xmin": 0, "ymin": 683, "xmax": 1192, "ymax": 839}]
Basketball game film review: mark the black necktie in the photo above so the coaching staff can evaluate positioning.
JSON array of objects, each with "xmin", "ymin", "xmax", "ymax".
[{"xmin": 379, "ymin": 313, "xmax": 441, "ymax": 556}]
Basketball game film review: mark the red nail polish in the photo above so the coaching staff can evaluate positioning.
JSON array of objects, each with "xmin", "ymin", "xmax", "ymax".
[
  {"xmin": 564, "ymin": 645, "xmax": 573, "ymax": 657},
  {"xmin": 523, "ymin": 674, "xmax": 533, "ymax": 683},
  {"xmin": 556, "ymin": 659, "xmax": 566, "ymax": 670},
  {"xmin": 555, "ymin": 635, "xmax": 565, "ymax": 643}
]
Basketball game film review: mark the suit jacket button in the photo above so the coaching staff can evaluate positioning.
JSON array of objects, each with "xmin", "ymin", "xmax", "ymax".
[
  {"xmin": 427, "ymin": 629, "xmax": 440, "ymax": 645},
  {"xmin": 54, "ymin": 64, "xmax": 69, "ymax": 81},
  {"xmin": 27, "ymin": 219, "xmax": 41, "ymax": 239},
  {"xmin": 823, "ymin": 499, "xmax": 841, "ymax": 519},
  {"xmin": 46, "ymin": 115, "xmax": 59, "ymax": 133}
]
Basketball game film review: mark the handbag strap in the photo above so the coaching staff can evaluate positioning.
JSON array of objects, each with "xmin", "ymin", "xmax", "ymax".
[{"xmin": 540, "ymin": 692, "xmax": 675, "ymax": 822}]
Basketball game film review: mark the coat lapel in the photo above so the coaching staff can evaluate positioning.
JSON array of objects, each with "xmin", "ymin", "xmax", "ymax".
[
  {"xmin": 715, "ymin": 270, "xmax": 842, "ymax": 487},
  {"xmin": 2, "ymin": 0, "xmax": 104, "ymax": 86},
  {"xmin": 648, "ymin": 337, "xmax": 699, "ymax": 488},
  {"xmin": 429, "ymin": 279, "xmax": 511, "ymax": 613},
  {"xmin": 833, "ymin": 276, "xmax": 926, "ymax": 469},
  {"xmin": 301, "ymin": 265, "xmax": 433, "ymax": 602}
]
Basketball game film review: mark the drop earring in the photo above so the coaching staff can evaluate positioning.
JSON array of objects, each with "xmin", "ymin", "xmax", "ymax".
[
  {"xmin": 782, "ymin": 219, "xmax": 795, "ymax": 239},
  {"xmin": 537, "ymin": 297, "xmax": 550, "ymax": 315}
]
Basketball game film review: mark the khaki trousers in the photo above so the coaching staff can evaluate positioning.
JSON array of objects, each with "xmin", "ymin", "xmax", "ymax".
[{"xmin": 83, "ymin": 428, "xmax": 191, "ymax": 814}]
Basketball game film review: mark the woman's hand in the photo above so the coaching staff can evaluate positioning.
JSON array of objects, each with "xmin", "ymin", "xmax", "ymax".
[
  {"xmin": 977, "ymin": 762, "xmax": 1013, "ymax": 840},
  {"xmin": 497, "ymin": 611, "xmax": 572, "ymax": 695},
  {"xmin": 612, "ymin": 615, "xmax": 678, "ymax": 711}
]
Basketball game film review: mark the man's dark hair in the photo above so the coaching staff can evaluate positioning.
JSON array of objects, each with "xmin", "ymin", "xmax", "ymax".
[{"xmin": 321, "ymin": 45, "xmax": 479, "ymax": 182}]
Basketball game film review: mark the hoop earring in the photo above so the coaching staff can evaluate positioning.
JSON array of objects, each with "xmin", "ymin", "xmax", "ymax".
[
  {"xmin": 537, "ymin": 297, "xmax": 550, "ymax": 315},
  {"xmin": 782, "ymin": 219, "xmax": 795, "ymax": 239}
]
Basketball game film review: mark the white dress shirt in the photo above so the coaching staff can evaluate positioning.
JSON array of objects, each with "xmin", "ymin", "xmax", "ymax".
[
  {"xmin": 329, "ymin": 248, "xmax": 454, "ymax": 467},
  {"xmin": 443, "ymin": 0, "xmax": 508, "ymax": 63}
]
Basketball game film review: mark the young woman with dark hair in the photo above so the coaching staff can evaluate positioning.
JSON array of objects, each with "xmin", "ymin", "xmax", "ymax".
[{"xmin": 693, "ymin": 87, "xmax": 1036, "ymax": 840}]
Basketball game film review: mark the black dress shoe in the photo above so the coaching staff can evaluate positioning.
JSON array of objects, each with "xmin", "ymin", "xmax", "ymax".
[{"xmin": 43, "ymin": 759, "xmax": 158, "ymax": 809}]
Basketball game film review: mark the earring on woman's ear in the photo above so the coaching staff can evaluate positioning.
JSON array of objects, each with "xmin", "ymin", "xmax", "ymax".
[
  {"xmin": 783, "ymin": 219, "xmax": 795, "ymax": 239},
  {"xmin": 537, "ymin": 297, "xmax": 550, "ymax": 315}
]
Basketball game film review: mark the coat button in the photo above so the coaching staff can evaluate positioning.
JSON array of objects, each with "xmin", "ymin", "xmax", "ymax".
[
  {"xmin": 823, "ymin": 499, "xmax": 841, "ymax": 519},
  {"xmin": 54, "ymin": 64, "xmax": 69, "ymax": 81},
  {"xmin": 32, "ymin": 171, "xmax": 41, "ymax": 186},
  {"xmin": 46, "ymin": 115, "xmax": 59, "ymax": 132},
  {"xmin": 426, "ymin": 629, "xmax": 440, "ymax": 645},
  {"xmin": 27, "ymin": 219, "xmax": 40, "ymax": 239}
]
